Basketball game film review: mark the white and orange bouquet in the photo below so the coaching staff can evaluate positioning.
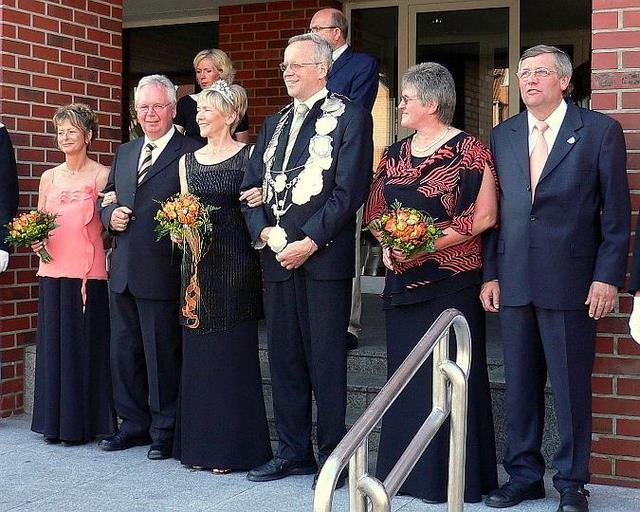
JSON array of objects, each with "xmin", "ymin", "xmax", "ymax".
[
  {"xmin": 154, "ymin": 193, "xmax": 216, "ymax": 329},
  {"xmin": 4, "ymin": 210, "xmax": 59, "ymax": 263},
  {"xmin": 372, "ymin": 200, "xmax": 443, "ymax": 258}
]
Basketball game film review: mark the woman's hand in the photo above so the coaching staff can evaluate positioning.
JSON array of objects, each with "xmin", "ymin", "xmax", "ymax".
[
  {"xmin": 239, "ymin": 187, "xmax": 263, "ymax": 208},
  {"xmin": 170, "ymin": 232, "xmax": 184, "ymax": 246},
  {"xmin": 31, "ymin": 240, "xmax": 44, "ymax": 254},
  {"xmin": 99, "ymin": 191, "xmax": 118, "ymax": 207},
  {"xmin": 382, "ymin": 247, "xmax": 395, "ymax": 271}
]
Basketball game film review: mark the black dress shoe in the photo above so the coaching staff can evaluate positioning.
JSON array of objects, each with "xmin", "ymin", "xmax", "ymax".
[
  {"xmin": 44, "ymin": 436, "xmax": 60, "ymax": 445},
  {"xmin": 485, "ymin": 480, "xmax": 545, "ymax": 508},
  {"xmin": 557, "ymin": 486, "xmax": 589, "ymax": 512},
  {"xmin": 147, "ymin": 440, "xmax": 172, "ymax": 460},
  {"xmin": 247, "ymin": 456, "xmax": 317, "ymax": 482},
  {"xmin": 346, "ymin": 332, "xmax": 358, "ymax": 351},
  {"xmin": 98, "ymin": 430, "xmax": 151, "ymax": 452},
  {"xmin": 311, "ymin": 464, "xmax": 346, "ymax": 490},
  {"xmin": 62, "ymin": 440, "xmax": 88, "ymax": 447}
]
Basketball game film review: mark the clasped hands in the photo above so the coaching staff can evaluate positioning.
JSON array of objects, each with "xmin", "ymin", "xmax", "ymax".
[{"xmin": 259, "ymin": 227, "xmax": 318, "ymax": 270}]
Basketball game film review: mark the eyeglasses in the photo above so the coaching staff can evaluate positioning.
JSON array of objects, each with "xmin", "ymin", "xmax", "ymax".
[
  {"xmin": 516, "ymin": 68, "xmax": 558, "ymax": 80},
  {"xmin": 279, "ymin": 62, "xmax": 321, "ymax": 72},
  {"xmin": 398, "ymin": 95, "xmax": 420, "ymax": 105},
  {"xmin": 308, "ymin": 25, "xmax": 338, "ymax": 33},
  {"xmin": 136, "ymin": 103, "xmax": 172, "ymax": 115}
]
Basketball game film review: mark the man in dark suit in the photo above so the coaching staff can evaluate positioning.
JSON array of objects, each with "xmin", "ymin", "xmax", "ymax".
[
  {"xmin": 0, "ymin": 124, "xmax": 18, "ymax": 273},
  {"xmin": 481, "ymin": 45, "xmax": 630, "ymax": 512},
  {"xmin": 310, "ymin": 7, "xmax": 379, "ymax": 350},
  {"xmin": 242, "ymin": 33, "xmax": 372, "ymax": 487},
  {"xmin": 98, "ymin": 75, "xmax": 202, "ymax": 460}
]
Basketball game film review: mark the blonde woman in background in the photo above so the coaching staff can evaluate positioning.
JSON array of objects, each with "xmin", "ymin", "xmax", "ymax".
[{"xmin": 174, "ymin": 49, "xmax": 250, "ymax": 144}]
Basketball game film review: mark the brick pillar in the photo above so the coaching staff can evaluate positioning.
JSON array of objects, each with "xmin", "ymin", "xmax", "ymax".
[
  {"xmin": 591, "ymin": 0, "xmax": 640, "ymax": 488},
  {"xmin": 218, "ymin": 0, "xmax": 341, "ymax": 141},
  {"xmin": 0, "ymin": 0, "xmax": 123, "ymax": 417}
]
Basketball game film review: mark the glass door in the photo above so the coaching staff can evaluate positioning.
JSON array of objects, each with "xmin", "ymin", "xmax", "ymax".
[{"xmin": 409, "ymin": 1, "xmax": 519, "ymax": 144}]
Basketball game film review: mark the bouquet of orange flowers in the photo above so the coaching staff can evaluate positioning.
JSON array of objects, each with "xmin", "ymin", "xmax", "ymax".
[
  {"xmin": 372, "ymin": 200, "xmax": 443, "ymax": 257},
  {"xmin": 4, "ymin": 210, "xmax": 59, "ymax": 263},
  {"xmin": 154, "ymin": 193, "xmax": 216, "ymax": 329}
]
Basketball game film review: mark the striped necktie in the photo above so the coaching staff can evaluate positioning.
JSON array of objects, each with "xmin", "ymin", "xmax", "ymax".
[{"xmin": 137, "ymin": 142, "xmax": 156, "ymax": 185}]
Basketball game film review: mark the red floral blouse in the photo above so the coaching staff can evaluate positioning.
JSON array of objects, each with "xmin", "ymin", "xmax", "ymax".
[{"xmin": 363, "ymin": 132, "xmax": 496, "ymax": 306}]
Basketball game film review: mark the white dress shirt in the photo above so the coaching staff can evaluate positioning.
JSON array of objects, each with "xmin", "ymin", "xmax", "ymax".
[
  {"xmin": 138, "ymin": 126, "xmax": 176, "ymax": 169},
  {"xmin": 527, "ymin": 100, "xmax": 567, "ymax": 156}
]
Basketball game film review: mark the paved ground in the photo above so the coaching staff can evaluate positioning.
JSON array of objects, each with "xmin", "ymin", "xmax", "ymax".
[{"xmin": 1, "ymin": 415, "xmax": 639, "ymax": 512}]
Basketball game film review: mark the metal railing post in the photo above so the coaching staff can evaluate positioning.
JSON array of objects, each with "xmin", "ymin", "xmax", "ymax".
[{"xmin": 313, "ymin": 309, "xmax": 472, "ymax": 512}]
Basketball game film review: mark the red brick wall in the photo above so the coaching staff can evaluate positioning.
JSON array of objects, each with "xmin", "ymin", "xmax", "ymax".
[
  {"xmin": 0, "ymin": 0, "xmax": 123, "ymax": 417},
  {"xmin": 591, "ymin": 0, "xmax": 640, "ymax": 488},
  {"xmin": 218, "ymin": 0, "xmax": 341, "ymax": 141}
]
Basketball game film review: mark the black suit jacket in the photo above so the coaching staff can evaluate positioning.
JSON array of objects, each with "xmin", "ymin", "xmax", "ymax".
[
  {"xmin": 0, "ymin": 125, "xmax": 18, "ymax": 252},
  {"xmin": 242, "ymin": 92, "xmax": 373, "ymax": 282},
  {"xmin": 99, "ymin": 131, "xmax": 203, "ymax": 299},
  {"xmin": 484, "ymin": 101, "xmax": 630, "ymax": 309},
  {"xmin": 328, "ymin": 46, "xmax": 379, "ymax": 113}
]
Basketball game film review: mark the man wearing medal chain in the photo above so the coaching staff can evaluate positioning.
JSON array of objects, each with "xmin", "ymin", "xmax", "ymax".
[{"xmin": 241, "ymin": 33, "xmax": 373, "ymax": 486}]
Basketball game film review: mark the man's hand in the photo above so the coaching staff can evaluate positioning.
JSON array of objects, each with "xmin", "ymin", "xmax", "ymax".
[
  {"xmin": 110, "ymin": 206, "xmax": 132, "ymax": 232},
  {"xmin": 276, "ymin": 237, "xmax": 318, "ymax": 270},
  {"xmin": 630, "ymin": 295, "xmax": 640, "ymax": 344},
  {"xmin": 259, "ymin": 227, "xmax": 272, "ymax": 243},
  {"xmin": 585, "ymin": 281, "xmax": 617, "ymax": 320},
  {"xmin": 0, "ymin": 250, "xmax": 8, "ymax": 273},
  {"xmin": 480, "ymin": 280, "xmax": 500, "ymax": 313}
]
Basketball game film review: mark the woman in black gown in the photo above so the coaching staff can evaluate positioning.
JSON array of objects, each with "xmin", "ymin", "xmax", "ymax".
[
  {"xmin": 172, "ymin": 80, "xmax": 271, "ymax": 473},
  {"xmin": 174, "ymin": 49, "xmax": 249, "ymax": 144},
  {"xmin": 363, "ymin": 62, "xmax": 499, "ymax": 503}
]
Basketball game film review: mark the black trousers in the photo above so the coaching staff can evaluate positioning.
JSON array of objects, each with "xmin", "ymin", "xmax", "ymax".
[
  {"xmin": 265, "ymin": 270, "xmax": 350, "ymax": 463},
  {"xmin": 109, "ymin": 288, "xmax": 181, "ymax": 442},
  {"xmin": 500, "ymin": 304, "xmax": 596, "ymax": 491}
]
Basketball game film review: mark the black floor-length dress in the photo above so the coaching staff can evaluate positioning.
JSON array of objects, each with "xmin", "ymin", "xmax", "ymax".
[{"xmin": 173, "ymin": 146, "xmax": 272, "ymax": 470}]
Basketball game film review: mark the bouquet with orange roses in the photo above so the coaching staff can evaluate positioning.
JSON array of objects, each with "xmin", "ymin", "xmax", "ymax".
[
  {"xmin": 154, "ymin": 193, "xmax": 217, "ymax": 328},
  {"xmin": 372, "ymin": 199, "xmax": 443, "ymax": 257},
  {"xmin": 4, "ymin": 210, "xmax": 59, "ymax": 263}
]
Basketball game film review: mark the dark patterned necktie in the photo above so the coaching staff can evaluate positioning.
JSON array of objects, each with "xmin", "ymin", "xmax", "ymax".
[{"xmin": 137, "ymin": 142, "xmax": 156, "ymax": 185}]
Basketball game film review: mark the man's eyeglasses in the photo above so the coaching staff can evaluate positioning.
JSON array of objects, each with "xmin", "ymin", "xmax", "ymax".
[
  {"xmin": 279, "ymin": 62, "xmax": 321, "ymax": 73},
  {"xmin": 136, "ymin": 104, "xmax": 172, "ymax": 115},
  {"xmin": 308, "ymin": 25, "xmax": 338, "ymax": 33},
  {"xmin": 516, "ymin": 68, "xmax": 558, "ymax": 80},
  {"xmin": 398, "ymin": 95, "xmax": 420, "ymax": 105}
]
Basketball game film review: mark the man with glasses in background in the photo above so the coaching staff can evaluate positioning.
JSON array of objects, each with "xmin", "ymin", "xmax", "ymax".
[
  {"xmin": 481, "ymin": 45, "xmax": 630, "ymax": 512},
  {"xmin": 242, "ymin": 33, "xmax": 372, "ymax": 488},
  {"xmin": 310, "ymin": 7, "xmax": 379, "ymax": 350},
  {"xmin": 98, "ymin": 75, "xmax": 202, "ymax": 461}
]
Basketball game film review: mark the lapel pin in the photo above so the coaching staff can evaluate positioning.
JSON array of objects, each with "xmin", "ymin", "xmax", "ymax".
[{"xmin": 567, "ymin": 136, "xmax": 576, "ymax": 144}]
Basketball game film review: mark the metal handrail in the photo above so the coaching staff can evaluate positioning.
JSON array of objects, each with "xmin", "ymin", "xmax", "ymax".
[{"xmin": 313, "ymin": 308, "xmax": 472, "ymax": 512}]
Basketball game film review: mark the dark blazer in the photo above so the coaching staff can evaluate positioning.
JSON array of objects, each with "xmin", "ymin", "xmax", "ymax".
[
  {"xmin": 328, "ymin": 46, "xmax": 379, "ymax": 112},
  {"xmin": 483, "ymin": 101, "xmax": 630, "ymax": 310},
  {"xmin": 242, "ymin": 92, "xmax": 373, "ymax": 282},
  {"xmin": 0, "ymin": 125, "xmax": 18, "ymax": 252},
  {"xmin": 99, "ymin": 131, "xmax": 203, "ymax": 299},
  {"xmin": 630, "ymin": 222, "xmax": 640, "ymax": 293}
]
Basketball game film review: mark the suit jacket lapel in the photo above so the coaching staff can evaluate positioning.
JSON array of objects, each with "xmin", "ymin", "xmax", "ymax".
[
  {"xmin": 329, "ymin": 46, "xmax": 352, "ymax": 79},
  {"xmin": 508, "ymin": 111, "xmax": 531, "ymax": 183},
  {"xmin": 139, "ymin": 131, "xmax": 182, "ymax": 186},
  {"xmin": 121, "ymin": 138, "xmax": 144, "ymax": 207},
  {"xmin": 538, "ymin": 102, "xmax": 583, "ymax": 184},
  {"xmin": 272, "ymin": 110, "xmax": 293, "ymax": 172},
  {"xmin": 288, "ymin": 96, "xmax": 326, "ymax": 168}
]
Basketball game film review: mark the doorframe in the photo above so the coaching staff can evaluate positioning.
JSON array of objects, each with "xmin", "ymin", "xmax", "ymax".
[{"xmin": 346, "ymin": 0, "xmax": 521, "ymax": 138}]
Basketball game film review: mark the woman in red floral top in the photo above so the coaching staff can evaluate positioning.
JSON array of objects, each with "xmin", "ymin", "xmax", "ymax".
[{"xmin": 364, "ymin": 62, "xmax": 499, "ymax": 503}]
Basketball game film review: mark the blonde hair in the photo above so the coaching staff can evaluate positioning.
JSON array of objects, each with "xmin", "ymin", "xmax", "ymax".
[
  {"xmin": 193, "ymin": 49, "xmax": 236, "ymax": 83},
  {"xmin": 197, "ymin": 84, "xmax": 247, "ymax": 132},
  {"xmin": 52, "ymin": 103, "xmax": 99, "ymax": 143}
]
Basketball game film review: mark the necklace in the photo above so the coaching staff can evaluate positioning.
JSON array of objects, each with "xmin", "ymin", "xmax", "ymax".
[{"xmin": 411, "ymin": 126, "xmax": 451, "ymax": 154}]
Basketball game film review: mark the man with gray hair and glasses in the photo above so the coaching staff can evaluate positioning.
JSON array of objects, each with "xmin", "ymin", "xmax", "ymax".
[
  {"xmin": 98, "ymin": 74, "xmax": 202, "ymax": 460},
  {"xmin": 242, "ymin": 33, "xmax": 372, "ymax": 488},
  {"xmin": 481, "ymin": 45, "xmax": 630, "ymax": 512}
]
